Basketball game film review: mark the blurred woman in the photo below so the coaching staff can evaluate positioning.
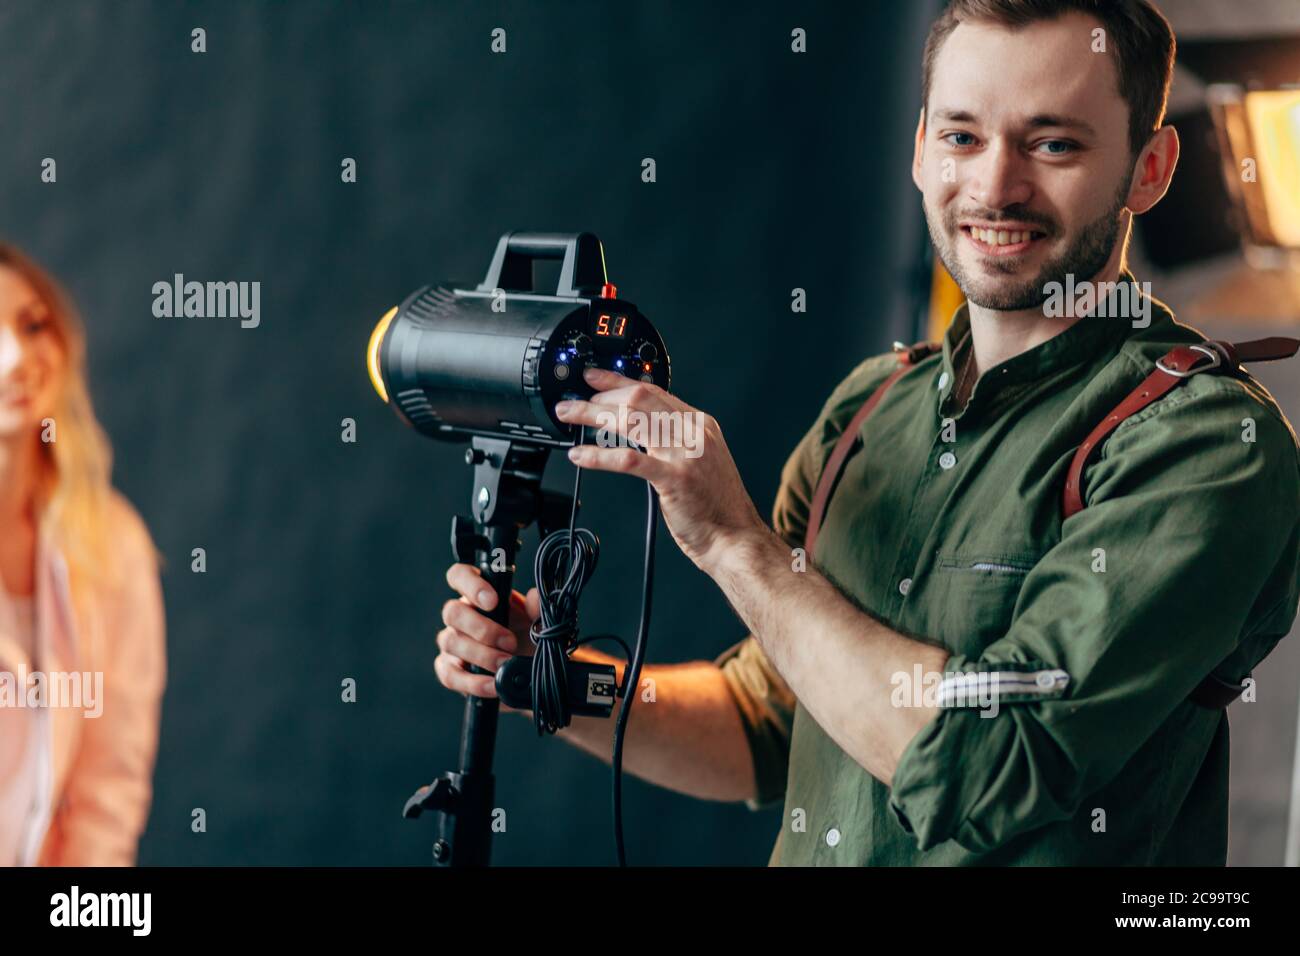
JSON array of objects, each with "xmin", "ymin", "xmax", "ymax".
[{"xmin": 0, "ymin": 242, "xmax": 165, "ymax": 865}]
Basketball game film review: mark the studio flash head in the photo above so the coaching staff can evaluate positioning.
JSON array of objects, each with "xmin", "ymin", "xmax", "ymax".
[
  {"xmin": 373, "ymin": 231, "xmax": 664, "ymax": 869},
  {"xmin": 366, "ymin": 231, "xmax": 671, "ymax": 446}
]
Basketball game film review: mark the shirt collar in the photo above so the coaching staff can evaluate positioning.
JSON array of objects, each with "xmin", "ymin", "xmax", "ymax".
[{"xmin": 936, "ymin": 269, "xmax": 1152, "ymax": 416}]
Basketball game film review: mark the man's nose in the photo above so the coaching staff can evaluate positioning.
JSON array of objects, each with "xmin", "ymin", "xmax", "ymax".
[
  {"xmin": 967, "ymin": 140, "xmax": 1032, "ymax": 210},
  {"xmin": 0, "ymin": 325, "xmax": 21, "ymax": 377}
]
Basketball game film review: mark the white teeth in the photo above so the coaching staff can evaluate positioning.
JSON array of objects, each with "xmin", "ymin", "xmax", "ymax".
[{"xmin": 970, "ymin": 227, "xmax": 1036, "ymax": 246}]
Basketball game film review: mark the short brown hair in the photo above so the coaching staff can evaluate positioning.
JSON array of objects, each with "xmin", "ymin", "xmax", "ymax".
[{"xmin": 921, "ymin": 0, "xmax": 1176, "ymax": 155}]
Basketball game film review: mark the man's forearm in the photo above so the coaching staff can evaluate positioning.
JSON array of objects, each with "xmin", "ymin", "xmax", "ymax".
[
  {"xmin": 507, "ymin": 647, "xmax": 758, "ymax": 804},
  {"xmin": 705, "ymin": 525, "xmax": 949, "ymax": 786}
]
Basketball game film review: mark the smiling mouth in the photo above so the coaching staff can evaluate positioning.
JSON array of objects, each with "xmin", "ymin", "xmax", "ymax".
[{"xmin": 960, "ymin": 225, "xmax": 1048, "ymax": 255}]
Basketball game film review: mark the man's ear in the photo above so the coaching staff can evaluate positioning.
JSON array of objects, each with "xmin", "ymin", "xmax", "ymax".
[
  {"xmin": 911, "ymin": 107, "xmax": 926, "ymax": 192},
  {"xmin": 1126, "ymin": 124, "xmax": 1179, "ymax": 215}
]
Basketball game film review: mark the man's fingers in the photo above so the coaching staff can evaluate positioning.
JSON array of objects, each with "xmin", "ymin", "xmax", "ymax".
[
  {"xmin": 551, "ymin": 398, "xmax": 609, "ymax": 430},
  {"xmin": 506, "ymin": 592, "xmax": 536, "ymax": 654},
  {"xmin": 508, "ymin": 587, "xmax": 540, "ymax": 614},
  {"xmin": 581, "ymin": 366, "xmax": 675, "ymax": 404},
  {"xmin": 436, "ymin": 626, "xmax": 511, "ymax": 673},
  {"xmin": 445, "ymin": 563, "xmax": 497, "ymax": 611},
  {"xmin": 441, "ymin": 597, "xmax": 514, "ymax": 648},
  {"xmin": 438, "ymin": 565, "xmax": 531, "ymax": 695},
  {"xmin": 554, "ymin": 389, "xmax": 674, "ymax": 433},
  {"xmin": 565, "ymin": 443, "xmax": 670, "ymax": 480},
  {"xmin": 434, "ymin": 652, "xmax": 497, "ymax": 698}
]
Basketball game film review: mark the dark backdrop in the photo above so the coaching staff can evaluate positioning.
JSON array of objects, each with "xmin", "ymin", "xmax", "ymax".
[{"xmin": 1, "ymin": 0, "xmax": 935, "ymax": 864}]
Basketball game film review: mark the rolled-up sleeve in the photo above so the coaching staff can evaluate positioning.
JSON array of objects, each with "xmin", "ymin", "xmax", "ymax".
[
  {"xmin": 889, "ymin": 382, "xmax": 1300, "ymax": 852},
  {"xmin": 713, "ymin": 634, "xmax": 797, "ymax": 809}
]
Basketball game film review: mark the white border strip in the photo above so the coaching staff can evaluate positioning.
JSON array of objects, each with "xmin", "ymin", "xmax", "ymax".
[{"xmin": 937, "ymin": 669, "xmax": 1070, "ymax": 708}]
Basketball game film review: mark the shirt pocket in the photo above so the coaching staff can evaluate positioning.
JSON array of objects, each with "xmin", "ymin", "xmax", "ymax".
[{"xmin": 930, "ymin": 551, "xmax": 1041, "ymax": 659}]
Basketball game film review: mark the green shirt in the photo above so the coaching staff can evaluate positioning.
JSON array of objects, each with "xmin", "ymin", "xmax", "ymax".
[{"xmin": 715, "ymin": 277, "xmax": 1300, "ymax": 865}]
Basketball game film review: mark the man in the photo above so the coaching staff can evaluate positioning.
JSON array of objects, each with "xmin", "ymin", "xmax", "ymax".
[{"xmin": 435, "ymin": 0, "xmax": 1300, "ymax": 865}]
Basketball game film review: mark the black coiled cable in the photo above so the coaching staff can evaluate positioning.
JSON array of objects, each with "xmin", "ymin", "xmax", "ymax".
[
  {"xmin": 529, "ymin": 525, "xmax": 599, "ymax": 735},
  {"xmin": 527, "ymin": 425, "xmax": 659, "ymax": 866},
  {"xmin": 529, "ymin": 427, "xmax": 599, "ymax": 735}
]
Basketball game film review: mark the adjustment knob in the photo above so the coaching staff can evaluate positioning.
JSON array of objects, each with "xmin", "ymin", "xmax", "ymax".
[
  {"xmin": 636, "ymin": 342, "xmax": 658, "ymax": 363},
  {"xmin": 567, "ymin": 333, "xmax": 593, "ymax": 355}
]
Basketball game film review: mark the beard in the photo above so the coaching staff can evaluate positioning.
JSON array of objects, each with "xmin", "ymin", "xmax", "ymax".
[{"xmin": 925, "ymin": 180, "xmax": 1129, "ymax": 312}]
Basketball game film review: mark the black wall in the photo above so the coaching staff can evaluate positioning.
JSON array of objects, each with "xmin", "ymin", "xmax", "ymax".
[{"xmin": 1, "ymin": 0, "xmax": 934, "ymax": 864}]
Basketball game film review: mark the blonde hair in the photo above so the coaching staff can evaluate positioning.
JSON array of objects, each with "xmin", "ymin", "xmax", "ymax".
[{"xmin": 0, "ymin": 242, "xmax": 118, "ymax": 583}]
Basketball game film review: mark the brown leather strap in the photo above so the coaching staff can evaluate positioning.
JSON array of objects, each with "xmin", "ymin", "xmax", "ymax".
[
  {"xmin": 805, "ymin": 341, "xmax": 940, "ymax": 559},
  {"xmin": 1062, "ymin": 336, "xmax": 1300, "ymax": 520},
  {"xmin": 804, "ymin": 334, "xmax": 1295, "ymax": 713},
  {"xmin": 1228, "ymin": 337, "xmax": 1300, "ymax": 364},
  {"xmin": 1061, "ymin": 334, "xmax": 1299, "ymax": 711}
]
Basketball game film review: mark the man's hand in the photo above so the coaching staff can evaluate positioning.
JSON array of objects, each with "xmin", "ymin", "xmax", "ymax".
[
  {"xmin": 557, "ymin": 369, "xmax": 947, "ymax": 787},
  {"xmin": 434, "ymin": 562, "xmax": 541, "ymax": 699},
  {"xmin": 554, "ymin": 366, "xmax": 767, "ymax": 573}
]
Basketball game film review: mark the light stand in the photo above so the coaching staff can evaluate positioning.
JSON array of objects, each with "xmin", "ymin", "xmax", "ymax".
[{"xmin": 401, "ymin": 435, "xmax": 573, "ymax": 866}]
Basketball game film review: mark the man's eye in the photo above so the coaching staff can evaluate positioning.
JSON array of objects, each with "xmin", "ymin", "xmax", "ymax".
[
  {"xmin": 1035, "ymin": 139, "xmax": 1076, "ymax": 155},
  {"xmin": 942, "ymin": 132, "xmax": 977, "ymax": 148},
  {"xmin": 22, "ymin": 316, "xmax": 51, "ymax": 335}
]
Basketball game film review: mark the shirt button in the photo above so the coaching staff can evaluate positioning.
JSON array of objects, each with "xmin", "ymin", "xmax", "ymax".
[
  {"xmin": 937, "ymin": 372, "xmax": 950, "ymax": 391},
  {"xmin": 898, "ymin": 577, "xmax": 912, "ymax": 596},
  {"xmin": 825, "ymin": 827, "xmax": 841, "ymax": 847},
  {"xmin": 939, "ymin": 451, "xmax": 957, "ymax": 470}
]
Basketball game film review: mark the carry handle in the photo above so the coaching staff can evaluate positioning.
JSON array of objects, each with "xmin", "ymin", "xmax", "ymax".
[{"xmin": 476, "ymin": 231, "xmax": 607, "ymax": 298}]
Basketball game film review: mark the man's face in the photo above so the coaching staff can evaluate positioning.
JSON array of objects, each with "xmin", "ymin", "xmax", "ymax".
[{"xmin": 915, "ymin": 12, "xmax": 1138, "ymax": 311}]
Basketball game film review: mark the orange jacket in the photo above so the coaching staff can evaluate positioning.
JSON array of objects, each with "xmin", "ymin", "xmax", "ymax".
[{"xmin": 4, "ymin": 494, "xmax": 167, "ymax": 866}]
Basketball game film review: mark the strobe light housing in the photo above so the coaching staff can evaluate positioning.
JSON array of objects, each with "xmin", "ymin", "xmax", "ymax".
[{"xmin": 368, "ymin": 232, "xmax": 671, "ymax": 446}]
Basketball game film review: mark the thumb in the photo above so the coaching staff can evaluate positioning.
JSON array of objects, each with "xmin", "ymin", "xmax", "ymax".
[{"xmin": 526, "ymin": 587, "xmax": 541, "ymax": 621}]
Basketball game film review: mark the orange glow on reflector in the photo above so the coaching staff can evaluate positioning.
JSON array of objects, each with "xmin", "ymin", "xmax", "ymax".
[{"xmin": 368, "ymin": 305, "xmax": 398, "ymax": 403}]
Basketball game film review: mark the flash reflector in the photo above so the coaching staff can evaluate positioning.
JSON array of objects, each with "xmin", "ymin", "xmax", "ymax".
[{"xmin": 367, "ymin": 231, "xmax": 670, "ymax": 446}]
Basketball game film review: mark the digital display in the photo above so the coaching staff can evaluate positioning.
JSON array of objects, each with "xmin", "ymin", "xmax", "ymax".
[{"xmin": 594, "ymin": 313, "xmax": 628, "ymax": 339}]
